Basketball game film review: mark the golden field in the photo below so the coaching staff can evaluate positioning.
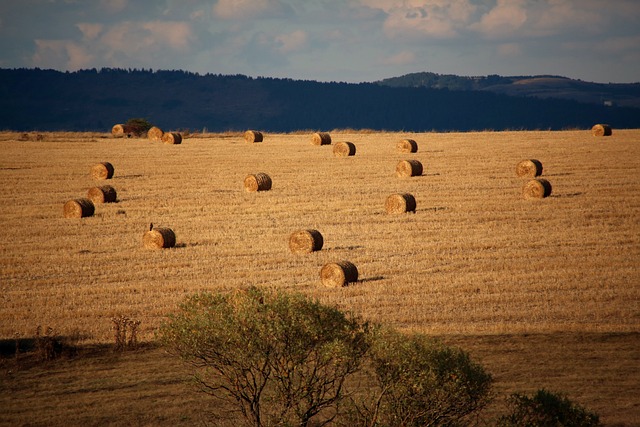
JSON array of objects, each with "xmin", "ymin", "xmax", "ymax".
[{"xmin": 1, "ymin": 129, "xmax": 639, "ymax": 425}]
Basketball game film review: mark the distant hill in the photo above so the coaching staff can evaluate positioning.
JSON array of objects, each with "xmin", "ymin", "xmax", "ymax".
[
  {"xmin": 1, "ymin": 68, "xmax": 639, "ymax": 132},
  {"xmin": 377, "ymin": 72, "xmax": 640, "ymax": 108}
]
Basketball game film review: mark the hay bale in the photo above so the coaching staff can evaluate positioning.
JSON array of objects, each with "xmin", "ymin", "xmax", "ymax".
[
  {"xmin": 516, "ymin": 159, "xmax": 543, "ymax": 178},
  {"xmin": 320, "ymin": 261, "xmax": 358, "ymax": 287},
  {"xmin": 244, "ymin": 173, "xmax": 272, "ymax": 192},
  {"xmin": 64, "ymin": 198, "xmax": 95, "ymax": 218},
  {"xmin": 162, "ymin": 132, "xmax": 182, "ymax": 144},
  {"xmin": 289, "ymin": 229, "xmax": 324, "ymax": 254},
  {"xmin": 143, "ymin": 227, "xmax": 176, "ymax": 249},
  {"xmin": 523, "ymin": 178, "xmax": 552, "ymax": 199},
  {"xmin": 592, "ymin": 124, "xmax": 612, "ymax": 136},
  {"xmin": 385, "ymin": 193, "xmax": 417, "ymax": 214},
  {"xmin": 87, "ymin": 185, "xmax": 117, "ymax": 204},
  {"xmin": 147, "ymin": 126, "xmax": 164, "ymax": 141},
  {"xmin": 333, "ymin": 141, "xmax": 356, "ymax": 157},
  {"xmin": 311, "ymin": 132, "xmax": 332, "ymax": 146},
  {"xmin": 244, "ymin": 130, "xmax": 264, "ymax": 143},
  {"xmin": 91, "ymin": 162, "xmax": 114, "ymax": 180},
  {"xmin": 397, "ymin": 139, "xmax": 418, "ymax": 153},
  {"xmin": 396, "ymin": 159, "xmax": 423, "ymax": 177},
  {"xmin": 111, "ymin": 124, "xmax": 125, "ymax": 138}
]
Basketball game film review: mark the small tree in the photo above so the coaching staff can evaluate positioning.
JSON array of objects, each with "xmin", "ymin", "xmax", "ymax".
[
  {"xmin": 351, "ymin": 327, "xmax": 493, "ymax": 427},
  {"xmin": 159, "ymin": 288, "xmax": 369, "ymax": 427},
  {"xmin": 497, "ymin": 389, "xmax": 601, "ymax": 427},
  {"xmin": 123, "ymin": 117, "xmax": 152, "ymax": 136}
]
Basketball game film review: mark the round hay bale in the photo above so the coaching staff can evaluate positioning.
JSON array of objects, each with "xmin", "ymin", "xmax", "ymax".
[
  {"xmin": 320, "ymin": 261, "xmax": 358, "ymax": 287},
  {"xmin": 64, "ymin": 198, "xmax": 95, "ymax": 218},
  {"xmin": 147, "ymin": 126, "xmax": 164, "ymax": 141},
  {"xmin": 244, "ymin": 173, "xmax": 272, "ymax": 192},
  {"xmin": 87, "ymin": 185, "xmax": 117, "ymax": 204},
  {"xmin": 516, "ymin": 159, "xmax": 543, "ymax": 178},
  {"xmin": 592, "ymin": 124, "xmax": 612, "ymax": 137},
  {"xmin": 311, "ymin": 132, "xmax": 331, "ymax": 146},
  {"xmin": 111, "ymin": 124, "xmax": 125, "ymax": 138},
  {"xmin": 397, "ymin": 139, "xmax": 418, "ymax": 153},
  {"xmin": 91, "ymin": 162, "xmax": 114, "ymax": 180},
  {"xmin": 289, "ymin": 229, "xmax": 324, "ymax": 254},
  {"xmin": 143, "ymin": 227, "xmax": 176, "ymax": 249},
  {"xmin": 162, "ymin": 132, "xmax": 182, "ymax": 144},
  {"xmin": 396, "ymin": 159, "xmax": 423, "ymax": 177},
  {"xmin": 333, "ymin": 141, "xmax": 356, "ymax": 157},
  {"xmin": 385, "ymin": 193, "xmax": 417, "ymax": 214},
  {"xmin": 244, "ymin": 130, "xmax": 264, "ymax": 143},
  {"xmin": 523, "ymin": 178, "xmax": 552, "ymax": 199}
]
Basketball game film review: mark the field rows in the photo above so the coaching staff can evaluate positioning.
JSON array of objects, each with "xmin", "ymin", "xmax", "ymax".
[{"xmin": 1, "ymin": 130, "xmax": 639, "ymax": 343}]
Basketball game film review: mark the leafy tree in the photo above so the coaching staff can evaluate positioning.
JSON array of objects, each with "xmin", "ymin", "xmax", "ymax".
[
  {"xmin": 350, "ymin": 327, "xmax": 493, "ymax": 427},
  {"xmin": 497, "ymin": 389, "xmax": 601, "ymax": 427},
  {"xmin": 124, "ymin": 117, "xmax": 152, "ymax": 136},
  {"xmin": 159, "ymin": 288, "xmax": 369, "ymax": 427}
]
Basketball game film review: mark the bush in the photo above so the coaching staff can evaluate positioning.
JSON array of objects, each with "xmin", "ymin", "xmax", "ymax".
[
  {"xmin": 123, "ymin": 117, "xmax": 152, "ymax": 136},
  {"xmin": 350, "ymin": 327, "xmax": 493, "ymax": 426},
  {"xmin": 497, "ymin": 389, "xmax": 601, "ymax": 427},
  {"xmin": 159, "ymin": 288, "xmax": 369, "ymax": 427}
]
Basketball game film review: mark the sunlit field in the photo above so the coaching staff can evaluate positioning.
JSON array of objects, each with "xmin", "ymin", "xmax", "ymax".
[{"xmin": 1, "ymin": 129, "xmax": 639, "ymax": 425}]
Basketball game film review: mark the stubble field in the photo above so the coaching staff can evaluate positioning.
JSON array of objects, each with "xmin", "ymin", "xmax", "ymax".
[{"xmin": 1, "ymin": 129, "xmax": 639, "ymax": 425}]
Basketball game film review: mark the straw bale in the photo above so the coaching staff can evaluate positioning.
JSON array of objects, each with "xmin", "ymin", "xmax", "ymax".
[
  {"xmin": 91, "ymin": 162, "xmax": 114, "ymax": 180},
  {"xmin": 320, "ymin": 261, "xmax": 358, "ymax": 287},
  {"xmin": 523, "ymin": 178, "xmax": 552, "ymax": 199},
  {"xmin": 147, "ymin": 126, "xmax": 164, "ymax": 141},
  {"xmin": 87, "ymin": 185, "xmax": 117, "ymax": 204},
  {"xmin": 244, "ymin": 130, "xmax": 264, "ymax": 143},
  {"xmin": 311, "ymin": 132, "xmax": 332, "ymax": 146},
  {"xmin": 289, "ymin": 229, "xmax": 324, "ymax": 254},
  {"xmin": 397, "ymin": 139, "xmax": 418, "ymax": 153},
  {"xmin": 143, "ymin": 227, "xmax": 176, "ymax": 249},
  {"xmin": 592, "ymin": 124, "xmax": 612, "ymax": 137},
  {"xmin": 396, "ymin": 159, "xmax": 423, "ymax": 177},
  {"xmin": 244, "ymin": 173, "xmax": 272, "ymax": 192},
  {"xmin": 63, "ymin": 198, "xmax": 95, "ymax": 218},
  {"xmin": 111, "ymin": 124, "xmax": 125, "ymax": 138},
  {"xmin": 333, "ymin": 141, "xmax": 356, "ymax": 157},
  {"xmin": 385, "ymin": 193, "xmax": 417, "ymax": 214},
  {"xmin": 516, "ymin": 159, "xmax": 543, "ymax": 178},
  {"xmin": 162, "ymin": 132, "xmax": 182, "ymax": 144}
]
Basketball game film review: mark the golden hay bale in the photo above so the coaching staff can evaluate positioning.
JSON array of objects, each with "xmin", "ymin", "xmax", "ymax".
[
  {"xmin": 289, "ymin": 229, "xmax": 324, "ymax": 254},
  {"xmin": 147, "ymin": 126, "xmax": 164, "ymax": 141},
  {"xmin": 397, "ymin": 139, "xmax": 418, "ymax": 153},
  {"xmin": 592, "ymin": 124, "xmax": 612, "ymax": 136},
  {"xmin": 523, "ymin": 178, "xmax": 552, "ymax": 199},
  {"xmin": 333, "ymin": 141, "xmax": 356, "ymax": 157},
  {"xmin": 396, "ymin": 159, "xmax": 423, "ymax": 177},
  {"xmin": 311, "ymin": 132, "xmax": 332, "ymax": 146},
  {"xmin": 162, "ymin": 132, "xmax": 182, "ymax": 144},
  {"xmin": 516, "ymin": 159, "xmax": 543, "ymax": 178},
  {"xmin": 87, "ymin": 185, "xmax": 117, "ymax": 204},
  {"xmin": 91, "ymin": 162, "xmax": 114, "ymax": 180},
  {"xmin": 385, "ymin": 193, "xmax": 417, "ymax": 214},
  {"xmin": 63, "ymin": 198, "xmax": 95, "ymax": 218},
  {"xmin": 244, "ymin": 173, "xmax": 272, "ymax": 192},
  {"xmin": 111, "ymin": 124, "xmax": 125, "ymax": 138},
  {"xmin": 143, "ymin": 227, "xmax": 176, "ymax": 249},
  {"xmin": 320, "ymin": 261, "xmax": 358, "ymax": 287},
  {"xmin": 244, "ymin": 130, "xmax": 264, "ymax": 143}
]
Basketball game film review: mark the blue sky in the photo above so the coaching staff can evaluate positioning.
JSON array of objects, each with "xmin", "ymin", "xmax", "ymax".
[{"xmin": 1, "ymin": 0, "xmax": 638, "ymax": 83}]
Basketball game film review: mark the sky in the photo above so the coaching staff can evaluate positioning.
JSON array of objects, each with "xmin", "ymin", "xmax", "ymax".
[{"xmin": 0, "ymin": 0, "xmax": 639, "ymax": 84}]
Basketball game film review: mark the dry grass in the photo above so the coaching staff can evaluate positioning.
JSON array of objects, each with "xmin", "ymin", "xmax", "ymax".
[{"xmin": 0, "ymin": 129, "xmax": 639, "ymax": 424}]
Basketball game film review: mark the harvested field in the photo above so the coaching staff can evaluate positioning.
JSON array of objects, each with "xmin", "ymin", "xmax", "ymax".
[{"xmin": 0, "ymin": 129, "xmax": 639, "ymax": 425}]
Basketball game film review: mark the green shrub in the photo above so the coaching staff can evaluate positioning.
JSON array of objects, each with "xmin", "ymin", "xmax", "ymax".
[
  {"xmin": 159, "ymin": 288, "xmax": 369, "ymax": 427},
  {"xmin": 497, "ymin": 389, "xmax": 601, "ymax": 427},
  {"xmin": 123, "ymin": 117, "xmax": 152, "ymax": 136},
  {"xmin": 347, "ymin": 327, "xmax": 493, "ymax": 427}
]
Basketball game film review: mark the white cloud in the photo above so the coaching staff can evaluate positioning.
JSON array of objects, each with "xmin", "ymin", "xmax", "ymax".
[
  {"xmin": 213, "ymin": 0, "xmax": 289, "ymax": 20},
  {"xmin": 473, "ymin": 0, "xmax": 528, "ymax": 38},
  {"xmin": 32, "ymin": 39, "xmax": 94, "ymax": 70},
  {"xmin": 77, "ymin": 23, "xmax": 104, "ymax": 40},
  {"xmin": 100, "ymin": 21, "xmax": 194, "ymax": 55},
  {"xmin": 99, "ymin": 0, "xmax": 127, "ymax": 14},
  {"xmin": 275, "ymin": 30, "xmax": 308, "ymax": 54}
]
